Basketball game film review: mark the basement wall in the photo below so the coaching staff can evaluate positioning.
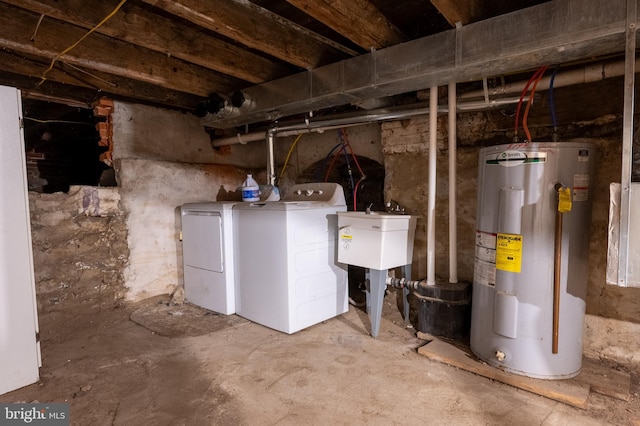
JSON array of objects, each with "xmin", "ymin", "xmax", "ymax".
[
  {"xmin": 112, "ymin": 102, "xmax": 253, "ymax": 300},
  {"xmin": 29, "ymin": 186, "xmax": 127, "ymax": 317}
]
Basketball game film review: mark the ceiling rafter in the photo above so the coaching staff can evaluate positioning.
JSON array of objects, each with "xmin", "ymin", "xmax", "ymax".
[
  {"xmin": 3, "ymin": 0, "xmax": 290, "ymax": 85},
  {"xmin": 0, "ymin": 50, "xmax": 202, "ymax": 109},
  {"xmin": 0, "ymin": 2, "xmax": 241, "ymax": 97},
  {"xmin": 140, "ymin": 0, "xmax": 352, "ymax": 69},
  {"xmin": 285, "ymin": 0, "xmax": 406, "ymax": 49},
  {"xmin": 429, "ymin": 0, "xmax": 480, "ymax": 26}
]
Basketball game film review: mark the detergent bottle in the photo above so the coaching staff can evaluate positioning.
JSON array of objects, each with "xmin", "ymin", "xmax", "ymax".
[{"xmin": 241, "ymin": 174, "xmax": 260, "ymax": 202}]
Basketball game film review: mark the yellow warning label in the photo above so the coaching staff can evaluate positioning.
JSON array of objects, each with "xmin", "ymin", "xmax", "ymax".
[
  {"xmin": 340, "ymin": 234, "xmax": 352, "ymax": 240},
  {"xmin": 558, "ymin": 187, "xmax": 572, "ymax": 213},
  {"xmin": 496, "ymin": 233, "xmax": 523, "ymax": 273}
]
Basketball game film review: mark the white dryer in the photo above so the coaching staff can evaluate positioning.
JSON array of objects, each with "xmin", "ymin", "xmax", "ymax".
[
  {"xmin": 233, "ymin": 183, "xmax": 348, "ymax": 334},
  {"xmin": 181, "ymin": 202, "xmax": 237, "ymax": 314}
]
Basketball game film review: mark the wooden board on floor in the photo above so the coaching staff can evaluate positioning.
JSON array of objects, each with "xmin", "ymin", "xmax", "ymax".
[
  {"xmin": 417, "ymin": 339, "xmax": 591, "ymax": 409},
  {"xmin": 576, "ymin": 357, "xmax": 631, "ymax": 402}
]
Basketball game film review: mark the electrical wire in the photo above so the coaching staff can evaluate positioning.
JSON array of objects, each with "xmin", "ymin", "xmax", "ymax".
[
  {"xmin": 523, "ymin": 65, "xmax": 548, "ymax": 142},
  {"xmin": 324, "ymin": 147, "xmax": 343, "ymax": 181},
  {"xmin": 317, "ymin": 142, "xmax": 343, "ymax": 181},
  {"xmin": 340, "ymin": 129, "xmax": 365, "ymax": 178},
  {"xmin": 277, "ymin": 134, "xmax": 303, "ymax": 186},
  {"xmin": 337, "ymin": 130, "xmax": 355, "ymax": 191},
  {"xmin": 320, "ymin": 128, "xmax": 366, "ymax": 210},
  {"xmin": 34, "ymin": 0, "xmax": 128, "ymax": 90},
  {"xmin": 339, "ymin": 129, "xmax": 366, "ymax": 211},
  {"xmin": 24, "ymin": 117, "xmax": 95, "ymax": 126}
]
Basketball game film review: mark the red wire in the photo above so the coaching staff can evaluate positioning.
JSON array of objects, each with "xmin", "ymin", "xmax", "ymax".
[
  {"xmin": 523, "ymin": 66, "xmax": 548, "ymax": 142},
  {"xmin": 340, "ymin": 129, "xmax": 365, "ymax": 177},
  {"xmin": 340, "ymin": 129, "xmax": 367, "ymax": 211},
  {"xmin": 514, "ymin": 67, "xmax": 546, "ymax": 140},
  {"xmin": 324, "ymin": 149, "xmax": 342, "ymax": 181}
]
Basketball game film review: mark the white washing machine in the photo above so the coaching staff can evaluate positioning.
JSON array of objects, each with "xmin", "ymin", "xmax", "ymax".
[
  {"xmin": 181, "ymin": 202, "xmax": 237, "ymax": 314},
  {"xmin": 233, "ymin": 183, "xmax": 348, "ymax": 334}
]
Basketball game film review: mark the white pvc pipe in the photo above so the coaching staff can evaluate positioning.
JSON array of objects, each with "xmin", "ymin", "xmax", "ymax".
[
  {"xmin": 427, "ymin": 86, "xmax": 438, "ymax": 286},
  {"xmin": 459, "ymin": 58, "xmax": 640, "ymax": 101},
  {"xmin": 448, "ymin": 82, "xmax": 458, "ymax": 284}
]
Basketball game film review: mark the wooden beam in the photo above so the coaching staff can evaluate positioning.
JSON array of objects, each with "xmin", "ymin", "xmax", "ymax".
[
  {"xmin": 0, "ymin": 3, "xmax": 241, "ymax": 97},
  {"xmin": 2, "ymin": 0, "xmax": 290, "ymax": 84},
  {"xmin": 141, "ymin": 0, "xmax": 350, "ymax": 69},
  {"xmin": 430, "ymin": 0, "xmax": 480, "ymax": 26},
  {"xmin": 0, "ymin": 50, "xmax": 203, "ymax": 110},
  {"xmin": 417, "ymin": 339, "xmax": 591, "ymax": 409},
  {"xmin": 285, "ymin": 0, "xmax": 406, "ymax": 49}
]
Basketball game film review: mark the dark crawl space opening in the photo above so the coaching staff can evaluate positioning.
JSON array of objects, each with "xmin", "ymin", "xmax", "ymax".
[{"xmin": 22, "ymin": 99, "xmax": 115, "ymax": 193}]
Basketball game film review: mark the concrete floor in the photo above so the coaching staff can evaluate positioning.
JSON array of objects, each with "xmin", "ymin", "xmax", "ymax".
[{"xmin": 2, "ymin": 290, "xmax": 638, "ymax": 425}]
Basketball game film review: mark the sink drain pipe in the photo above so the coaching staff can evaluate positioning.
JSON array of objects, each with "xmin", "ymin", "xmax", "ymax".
[{"xmin": 386, "ymin": 276, "xmax": 422, "ymax": 290}]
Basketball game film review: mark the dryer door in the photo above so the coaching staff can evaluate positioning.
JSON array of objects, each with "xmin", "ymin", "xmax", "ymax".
[{"xmin": 182, "ymin": 211, "xmax": 223, "ymax": 272}]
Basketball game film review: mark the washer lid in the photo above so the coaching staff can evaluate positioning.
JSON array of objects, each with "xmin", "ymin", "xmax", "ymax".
[{"xmin": 233, "ymin": 201, "xmax": 345, "ymax": 210}]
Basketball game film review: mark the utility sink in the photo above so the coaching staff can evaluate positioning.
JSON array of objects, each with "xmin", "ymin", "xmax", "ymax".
[{"xmin": 337, "ymin": 211, "xmax": 417, "ymax": 270}]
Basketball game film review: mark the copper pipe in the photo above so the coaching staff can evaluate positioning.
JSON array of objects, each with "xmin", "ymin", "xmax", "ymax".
[{"xmin": 553, "ymin": 207, "xmax": 563, "ymax": 354}]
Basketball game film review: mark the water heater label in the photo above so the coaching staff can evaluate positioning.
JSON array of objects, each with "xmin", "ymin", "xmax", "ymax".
[
  {"xmin": 485, "ymin": 151, "xmax": 547, "ymax": 167},
  {"xmin": 496, "ymin": 233, "xmax": 523, "ymax": 273},
  {"xmin": 573, "ymin": 174, "xmax": 590, "ymax": 202},
  {"xmin": 475, "ymin": 231, "xmax": 497, "ymax": 286}
]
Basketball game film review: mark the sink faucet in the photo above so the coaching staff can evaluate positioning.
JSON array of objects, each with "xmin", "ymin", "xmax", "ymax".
[
  {"xmin": 386, "ymin": 200, "xmax": 405, "ymax": 214},
  {"xmin": 366, "ymin": 203, "xmax": 374, "ymax": 214}
]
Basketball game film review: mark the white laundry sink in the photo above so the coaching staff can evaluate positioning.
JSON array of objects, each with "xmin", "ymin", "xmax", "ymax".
[{"xmin": 337, "ymin": 211, "xmax": 417, "ymax": 270}]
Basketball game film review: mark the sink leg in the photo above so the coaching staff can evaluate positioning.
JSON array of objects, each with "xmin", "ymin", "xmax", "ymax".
[
  {"xmin": 402, "ymin": 264, "xmax": 411, "ymax": 323},
  {"xmin": 369, "ymin": 268, "xmax": 387, "ymax": 337},
  {"xmin": 365, "ymin": 270, "xmax": 371, "ymax": 314}
]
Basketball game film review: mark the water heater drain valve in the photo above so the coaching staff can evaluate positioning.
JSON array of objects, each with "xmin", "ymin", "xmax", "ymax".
[{"xmin": 495, "ymin": 350, "xmax": 507, "ymax": 362}]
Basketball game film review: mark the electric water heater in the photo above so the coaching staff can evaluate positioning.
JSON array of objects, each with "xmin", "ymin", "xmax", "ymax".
[{"xmin": 471, "ymin": 142, "xmax": 595, "ymax": 379}]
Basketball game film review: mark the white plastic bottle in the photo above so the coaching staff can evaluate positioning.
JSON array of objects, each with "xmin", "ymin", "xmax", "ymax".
[{"xmin": 242, "ymin": 174, "xmax": 260, "ymax": 202}]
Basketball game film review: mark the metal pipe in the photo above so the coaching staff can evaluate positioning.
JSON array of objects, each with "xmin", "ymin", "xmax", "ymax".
[
  {"xmin": 266, "ymin": 130, "xmax": 276, "ymax": 186},
  {"xmin": 211, "ymin": 96, "xmax": 527, "ymax": 147},
  {"xmin": 385, "ymin": 276, "xmax": 422, "ymax": 290},
  {"xmin": 427, "ymin": 86, "xmax": 438, "ymax": 286},
  {"xmin": 553, "ymin": 202, "xmax": 563, "ymax": 354},
  {"xmin": 448, "ymin": 82, "xmax": 458, "ymax": 284},
  {"xmin": 459, "ymin": 58, "xmax": 640, "ymax": 101},
  {"xmin": 224, "ymin": 94, "xmax": 525, "ymax": 189}
]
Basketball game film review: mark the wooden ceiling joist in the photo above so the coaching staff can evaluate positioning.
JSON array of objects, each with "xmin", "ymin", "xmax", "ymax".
[
  {"xmin": 285, "ymin": 0, "xmax": 406, "ymax": 49},
  {"xmin": 0, "ymin": 3, "xmax": 241, "ymax": 98},
  {"xmin": 0, "ymin": 50, "xmax": 203, "ymax": 110},
  {"xmin": 429, "ymin": 0, "xmax": 479, "ymax": 26},
  {"xmin": 3, "ymin": 0, "xmax": 290, "ymax": 84},
  {"xmin": 140, "ymin": 0, "xmax": 350, "ymax": 69}
]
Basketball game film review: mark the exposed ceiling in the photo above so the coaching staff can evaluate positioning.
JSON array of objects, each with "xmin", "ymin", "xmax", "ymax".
[{"xmin": 0, "ymin": 0, "xmax": 630, "ymax": 129}]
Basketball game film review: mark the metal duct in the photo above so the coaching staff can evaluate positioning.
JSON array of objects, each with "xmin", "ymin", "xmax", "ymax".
[{"xmin": 202, "ymin": 0, "xmax": 633, "ymax": 129}]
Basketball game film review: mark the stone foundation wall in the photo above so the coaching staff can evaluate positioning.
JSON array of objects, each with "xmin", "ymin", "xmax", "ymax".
[{"xmin": 29, "ymin": 186, "xmax": 128, "ymax": 314}]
